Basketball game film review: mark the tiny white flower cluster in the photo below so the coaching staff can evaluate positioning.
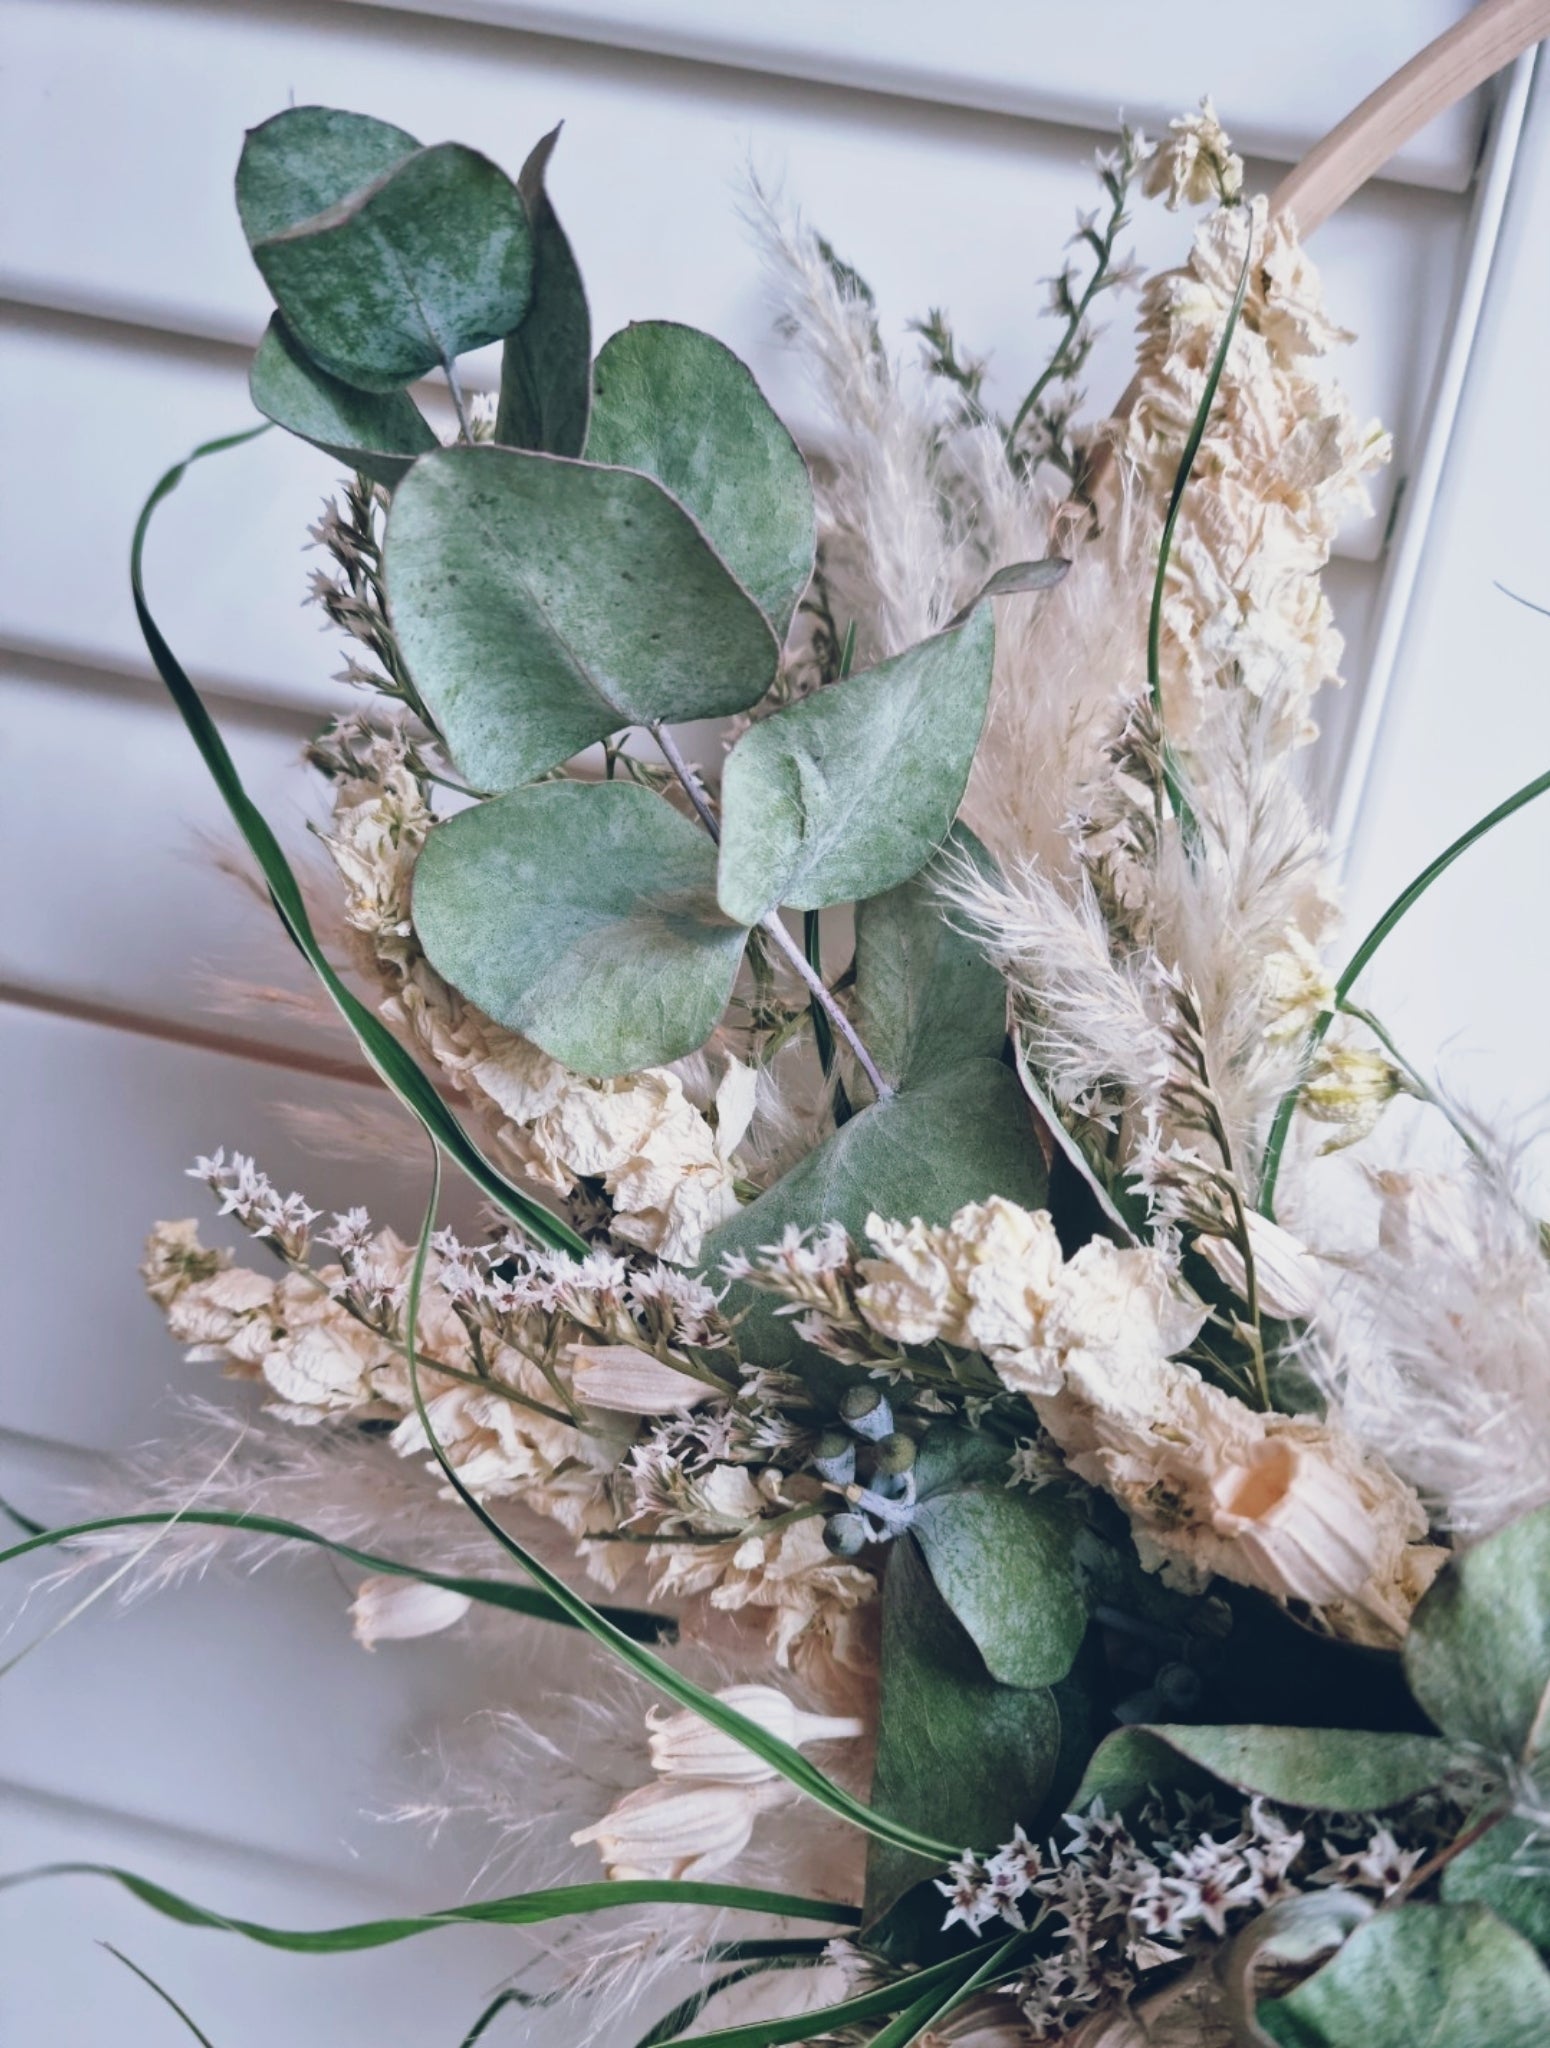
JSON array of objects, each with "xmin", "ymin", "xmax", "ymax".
[
  {"xmin": 571, "ymin": 1684, "xmax": 863, "ymax": 1882},
  {"xmin": 940, "ymin": 1796, "xmax": 1429, "ymax": 2041}
]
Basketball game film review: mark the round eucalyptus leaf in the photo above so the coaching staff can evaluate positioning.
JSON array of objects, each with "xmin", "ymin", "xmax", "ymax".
[
  {"xmin": 1443, "ymin": 1815, "xmax": 1550, "ymax": 1955},
  {"xmin": 853, "ymin": 823, "xmax": 1007, "ymax": 1091},
  {"xmin": 1258, "ymin": 1903, "xmax": 1550, "ymax": 2048},
  {"xmin": 586, "ymin": 320, "xmax": 815, "ymax": 637},
  {"xmin": 1070, "ymin": 1726, "xmax": 1219, "ymax": 1816},
  {"xmin": 913, "ymin": 1484, "xmax": 1087, "ymax": 1690},
  {"xmin": 865, "ymin": 1535, "xmax": 1060, "ymax": 1926},
  {"xmin": 411, "ymin": 780, "xmax": 747, "ymax": 1078},
  {"xmin": 249, "ymin": 316, "xmax": 438, "ymax": 484},
  {"xmin": 1123, "ymin": 1724, "xmax": 1456, "ymax": 1812},
  {"xmin": 252, "ymin": 143, "xmax": 534, "ymax": 391},
  {"xmin": 386, "ymin": 446, "xmax": 779, "ymax": 790},
  {"xmin": 716, "ymin": 605, "xmax": 996, "ymax": 926},
  {"xmin": 236, "ymin": 105, "xmax": 420, "ymax": 246},
  {"xmin": 1404, "ymin": 1502, "xmax": 1550, "ymax": 1761},
  {"xmin": 495, "ymin": 126, "xmax": 591, "ymax": 458}
]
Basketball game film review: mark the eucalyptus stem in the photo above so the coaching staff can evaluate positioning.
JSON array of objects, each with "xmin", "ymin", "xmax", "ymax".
[{"xmin": 647, "ymin": 721, "xmax": 894, "ymax": 1103}]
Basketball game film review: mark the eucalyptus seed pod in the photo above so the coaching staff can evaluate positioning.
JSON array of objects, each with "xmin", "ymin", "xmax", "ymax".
[
  {"xmin": 823, "ymin": 1511, "xmax": 869, "ymax": 1557},
  {"xmin": 872, "ymin": 1431, "xmax": 917, "ymax": 1477},
  {"xmin": 811, "ymin": 1428, "xmax": 857, "ymax": 1485},
  {"xmin": 839, "ymin": 1382, "xmax": 893, "ymax": 1441}
]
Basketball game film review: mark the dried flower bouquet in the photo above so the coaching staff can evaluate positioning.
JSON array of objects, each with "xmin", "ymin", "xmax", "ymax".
[{"xmin": 9, "ymin": 87, "xmax": 1550, "ymax": 2048}]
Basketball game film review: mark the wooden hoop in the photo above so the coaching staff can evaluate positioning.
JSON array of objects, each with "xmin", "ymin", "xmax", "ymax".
[{"xmin": 1274, "ymin": 0, "xmax": 1550, "ymax": 231}]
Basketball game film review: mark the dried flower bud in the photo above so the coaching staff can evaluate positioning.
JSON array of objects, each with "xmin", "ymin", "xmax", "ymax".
[
  {"xmin": 872, "ymin": 1432, "xmax": 917, "ymax": 1477},
  {"xmin": 646, "ymin": 1685, "xmax": 863, "ymax": 1783},
  {"xmin": 570, "ymin": 1778, "xmax": 788, "ymax": 1881},
  {"xmin": 349, "ymin": 1574, "xmax": 472, "ymax": 1649},
  {"xmin": 568, "ymin": 1343, "xmax": 711, "ymax": 1416},
  {"xmin": 811, "ymin": 1429, "xmax": 857, "ymax": 1484},
  {"xmin": 823, "ymin": 1512, "xmax": 869, "ymax": 1557},
  {"xmin": 1209, "ymin": 1438, "xmax": 1379, "ymax": 1608},
  {"xmin": 839, "ymin": 1383, "xmax": 893, "ymax": 1441},
  {"xmin": 1196, "ymin": 1214, "xmax": 1325, "ymax": 1321}
]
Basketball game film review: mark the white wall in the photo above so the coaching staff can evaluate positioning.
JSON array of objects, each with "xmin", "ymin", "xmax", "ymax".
[{"xmin": 2, "ymin": 2, "xmax": 1539, "ymax": 2039}]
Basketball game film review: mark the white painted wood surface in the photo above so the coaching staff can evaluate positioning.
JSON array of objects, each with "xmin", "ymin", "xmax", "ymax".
[{"xmin": 1, "ymin": 0, "xmax": 1542, "ymax": 2037}]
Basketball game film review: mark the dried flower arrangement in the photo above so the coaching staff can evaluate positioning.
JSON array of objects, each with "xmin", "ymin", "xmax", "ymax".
[{"xmin": 8, "ymin": 71, "xmax": 1550, "ymax": 2048}]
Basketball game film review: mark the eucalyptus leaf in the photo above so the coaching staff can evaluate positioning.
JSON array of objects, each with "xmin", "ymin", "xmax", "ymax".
[
  {"xmin": 912, "ymin": 1483, "xmax": 1087, "ymax": 1690},
  {"xmin": 716, "ymin": 606, "xmax": 996, "ymax": 926},
  {"xmin": 865, "ymin": 1536, "xmax": 1060, "ymax": 1924},
  {"xmin": 252, "ymin": 142, "xmax": 534, "ymax": 391},
  {"xmin": 1404, "ymin": 1502, "xmax": 1550, "ymax": 1761},
  {"xmin": 1258, "ymin": 1903, "xmax": 1550, "ymax": 2048},
  {"xmin": 412, "ymin": 779, "xmax": 748, "ymax": 1077},
  {"xmin": 236, "ymin": 106, "xmax": 420, "ymax": 245},
  {"xmin": 249, "ymin": 315, "xmax": 437, "ymax": 483},
  {"xmin": 1443, "ymin": 1815, "xmax": 1550, "ymax": 1954},
  {"xmin": 1069, "ymin": 1726, "xmax": 1218, "ymax": 1817},
  {"xmin": 586, "ymin": 321, "xmax": 815, "ymax": 637},
  {"xmin": 947, "ymin": 554, "xmax": 1069, "ymax": 623},
  {"xmin": 386, "ymin": 445, "xmax": 779, "ymax": 788},
  {"xmin": 702, "ymin": 1058, "xmax": 1046, "ymax": 1362},
  {"xmin": 852, "ymin": 824, "xmax": 1006, "ymax": 1090},
  {"xmin": 495, "ymin": 125, "xmax": 591, "ymax": 457},
  {"xmin": 1096, "ymin": 1724, "xmax": 1456, "ymax": 1812},
  {"xmin": 912, "ymin": 1426, "xmax": 1014, "ymax": 1500}
]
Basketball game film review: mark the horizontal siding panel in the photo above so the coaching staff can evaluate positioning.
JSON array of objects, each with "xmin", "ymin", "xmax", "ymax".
[
  {"xmin": 0, "ymin": 660, "xmax": 342, "ymax": 1046},
  {"xmin": 0, "ymin": 1004, "xmax": 484, "ymax": 1450},
  {"xmin": 343, "ymin": 0, "xmax": 1486, "ymax": 189},
  {"xmin": 1, "ymin": 1785, "xmax": 583, "ymax": 2042},
  {"xmin": 1, "ymin": 0, "xmax": 1467, "ymax": 561}
]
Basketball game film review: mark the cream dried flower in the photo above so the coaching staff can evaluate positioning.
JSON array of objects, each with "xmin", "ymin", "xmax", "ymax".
[
  {"xmin": 1142, "ymin": 97, "xmax": 1244, "ymax": 211},
  {"xmin": 571, "ymin": 1778, "xmax": 790, "ymax": 1882},
  {"xmin": 349, "ymin": 1574, "xmax": 472, "ymax": 1648},
  {"xmin": 568, "ymin": 1344, "xmax": 714, "ymax": 1417},
  {"xmin": 646, "ymin": 1684, "xmax": 862, "ymax": 1783}
]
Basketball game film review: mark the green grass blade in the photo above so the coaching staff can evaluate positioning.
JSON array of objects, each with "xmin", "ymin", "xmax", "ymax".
[
  {"xmin": 1258, "ymin": 760, "xmax": 1550, "ymax": 1216},
  {"xmin": 0, "ymin": 1864, "xmax": 859, "ymax": 1953},
  {"xmin": 130, "ymin": 428, "xmax": 588, "ymax": 1259},
  {"xmin": 398, "ymin": 1153, "xmax": 961, "ymax": 1869},
  {"xmin": 101, "ymin": 1945, "xmax": 218, "ymax": 2046},
  {"xmin": 864, "ymin": 1932, "xmax": 1027, "ymax": 2047},
  {"xmin": 651, "ymin": 1953, "xmax": 971, "ymax": 2047},
  {"xmin": 1145, "ymin": 219, "xmax": 1253, "ymax": 832},
  {"xmin": 456, "ymin": 1987, "xmax": 544, "ymax": 2044},
  {"xmin": 0, "ymin": 1502, "xmax": 673, "ymax": 1643}
]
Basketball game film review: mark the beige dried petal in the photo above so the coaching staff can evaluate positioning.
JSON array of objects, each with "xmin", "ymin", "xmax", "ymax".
[
  {"xmin": 1196, "ymin": 1214, "xmax": 1326, "ymax": 1322},
  {"xmin": 570, "ymin": 1778, "xmax": 787, "ymax": 1881},
  {"xmin": 350, "ymin": 1574, "xmax": 472, "ymax": 1648},
  {"xmin": 568, "ymin": 1343, "xmax": 711, "ymax": 1417},
  {"xmin": 646, "ymin": 1684, "xmax": 863, "ymax": 1782},
  {"xmin": 1210, "ymin": 1437, "xmax": 1380, "ymax": 1608}
]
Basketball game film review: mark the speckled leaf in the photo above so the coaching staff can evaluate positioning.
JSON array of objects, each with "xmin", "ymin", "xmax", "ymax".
[
  {"xmin": 586, "ymin": 321, "xmax": 814, "ymax": 636},
  {"xmin": 1091, "ymin": 1724, "xmax": 1456, "ymax": 1812},
  {"xmin": 1443, "ymin": 1817, "xmax": 1550, "ymax": 1955},
  {"xmin": 412, "ymin": 780, "xmax": 748, "ymax": 1077},
  {"xmin": 1404, "ymin": 1502, "xmax": 1550, "ymax": 1760},
  {"xmin": 853, "ymin": 824, "xmax": 1006, "ymax": 1089},
  {"xmin": 495, "ymin": 126, "xmax": 591, "ymax": 457},
  {"xmin": 716, "ymin": 606, "xmax": 995, "ymax": 926},
  {"xmin": 1070, "ymin": 1726, "xmax": 1219, "ymax": 1816},
  {"xmin": 385, "ymin": 445, "xmax": 778, "ymax": 789},
  {"xmin": 248, "ymin": 316, "xmax": 438, "ymax": 483},
  {"xmin": 912, "ymin": 1484, "xmax": 1086, "ymax": 1690},
  {"xmin": 702, "ymin": 1058, "xmax": 1046, "ymax": 1357},
  {"xmin": 865, "ymin": 1535, "xmax": 1060, "ymax": 1925},
  {"xmin": 252, "ymin": 142, "xmax": 534, "ymax": 391},
  {"xmin": 1259, "ymin": 1903, "xmax": 1550, "ymax": 2048},
  {"xmin": 236, "ymin": 106, "xmax": 420, "ymax": 245}
]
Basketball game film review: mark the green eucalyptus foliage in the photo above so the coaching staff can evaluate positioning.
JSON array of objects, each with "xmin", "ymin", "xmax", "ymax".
[
  {"xmin": 241, "ymin": 121, "xmax": 534, "ymax": 391},
  {"xmin": 1075, "ymin": 1723, "xmax": 1454, "ymax": 1815},
  {"xmin": 411, "ymin": 780, "xmax": 747, "ymax": 1076},
  {"xmin": 911, "ymin": 1484, "xmax": 1088, "ymax": 1690},
  {"xmin": 1443, "ymin": 1816, "xmax": 1550, "ymax": 1955},
  {"xmin": 716, "ymin": 608, "xmax": 996, "ymax": 926},
  {"xmin": 1258, "ymin": 1903, "xmax": 1550, "ymax": 2048},
  {"xmin": 385, "ymin": 444, "xmax": 779, "ymax": 790},
  {"xmin": 495, "ymin": 127, "xmax": 592, "ymax": 456},
  {"xmin": 1403, "ymin": 1500, "xmax": 1550, "ymax": 1762},
  {"xmin": 864, "ymin": 1536, "xmax": 1061, "ymax": 1925},
  {"xmin": 586, "ymin": 320, "xmax": 816, "ymax": 635},
  {"xmin": 852, "ymin": 824, "xmax": 1007, "ymax": 1089},
  {"xmin": 248, "ymin": 315, "xmax": 437, "ymax": 483}
]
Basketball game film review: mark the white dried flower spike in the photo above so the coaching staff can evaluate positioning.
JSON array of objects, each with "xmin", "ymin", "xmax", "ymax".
[
  {"xmin": 570, "ymin": 1778, "xmax": 789, "ymax": 1882},
  {"xmin": 646, "ymin": 1685, "xmax": 863, "ymax": 1783},
  {"xmin": 349, "ymin": 1574, "xmax": 472, "ymax": 1648},
  {"xmin": 1196, "ymin": 1213, "xmax": 1325, "ymax": 1321},
  {"xmin": 567, "ymin": 1344, "xmax": 713, "ymax": 1416}
]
